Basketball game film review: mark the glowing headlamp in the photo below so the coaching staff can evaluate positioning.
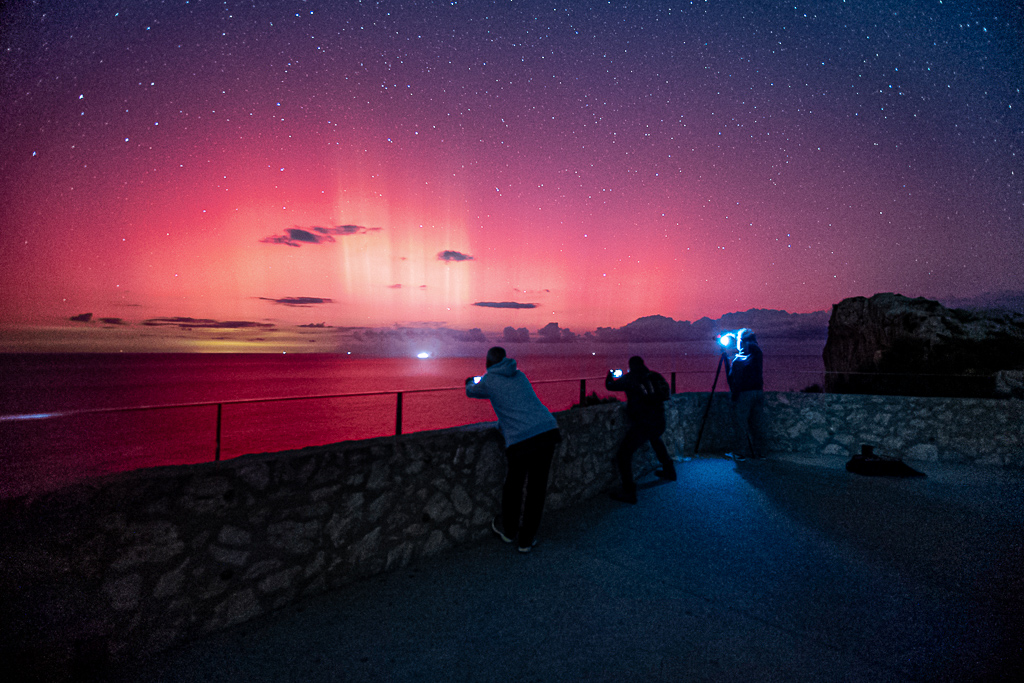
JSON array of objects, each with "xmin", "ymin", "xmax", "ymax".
[{"xmin": 718, "ymin": 328, "xmax": 749, "ymax": 353}]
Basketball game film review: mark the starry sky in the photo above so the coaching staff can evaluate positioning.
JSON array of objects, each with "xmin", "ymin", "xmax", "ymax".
[{"xmin": 1, "ymin": 0, "xmax": 1022, "ymax": 349}]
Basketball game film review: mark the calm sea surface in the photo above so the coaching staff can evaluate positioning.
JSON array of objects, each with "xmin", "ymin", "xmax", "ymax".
[{"xmin": 0, "ymin": 342, "xmax": 824, "ymax": 497}]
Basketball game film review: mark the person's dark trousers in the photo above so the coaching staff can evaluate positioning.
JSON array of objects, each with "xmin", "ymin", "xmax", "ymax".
[
  {"xmin": 501, "ymin": 429, "xmax": 561, "ymax": 547},
  {"xmin": 616, "ymin": 418, "xmax": 675, "ymax": 496}
]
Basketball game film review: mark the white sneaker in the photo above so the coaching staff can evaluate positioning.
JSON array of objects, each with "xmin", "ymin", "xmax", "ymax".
[
  {"xmin": 491, "ymin": 517, "xmax": 513, "ymax": 544},
  {"xmin": 517, "ymin": 540, "xmax": 538, "ymax": 554}
]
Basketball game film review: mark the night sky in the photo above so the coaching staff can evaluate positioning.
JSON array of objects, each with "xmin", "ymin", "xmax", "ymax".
[{"xmin": 2, "ymin": 1, "xmax": 1022, "ymax": 349}]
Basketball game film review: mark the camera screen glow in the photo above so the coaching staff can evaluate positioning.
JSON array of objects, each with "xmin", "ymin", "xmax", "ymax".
[
  {"xmin": 473, "ymin": 376, "xmax": 481, "ymax": 384},
  {"xmin": 416, "ymin": 352, "xmax": 431, "ymax": 359},
  {"xmin": 612, "ymin": 369, "xmax": 623, "ymax": 378}
]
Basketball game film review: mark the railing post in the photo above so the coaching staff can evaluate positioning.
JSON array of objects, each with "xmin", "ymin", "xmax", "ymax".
[
  {"xmin": 395, "ymin": 392, "xmax": 403, "ymax": 436},
  {"xmin": 671, "ymin": 372, "xmax": 676, "ymax": 394},
  {"xmin": 215, "ymin": 403, "xmax": 223, "ymax": 462},
  {"xmin": 579, "ymin": 379, "xmax": 586, "ymax": 405}
]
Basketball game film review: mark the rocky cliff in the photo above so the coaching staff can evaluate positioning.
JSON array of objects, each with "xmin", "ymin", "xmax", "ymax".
[{"xmin": 823, "ymin": 293, "xmax": 1024, "ymax": 397}]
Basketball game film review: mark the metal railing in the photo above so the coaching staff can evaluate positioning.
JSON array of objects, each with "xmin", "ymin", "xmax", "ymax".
[
  {"xmin": 2, "ymin": 367, "xmax": 996, "ymax": 463},
  {"xmin": 0, "ymin": 371, "xmax": 707, "ymax": 462}
]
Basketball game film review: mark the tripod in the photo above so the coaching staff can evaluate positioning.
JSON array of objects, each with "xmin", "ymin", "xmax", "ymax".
[{"xmin": 693, "ymin": 353, "xmax": 726, "ymax": 455}]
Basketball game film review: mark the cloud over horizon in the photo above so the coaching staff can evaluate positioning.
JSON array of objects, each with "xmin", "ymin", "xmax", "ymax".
[
  {"xmin": 141, "ymin": 317, "xmax": 275, "ymax": 329},
  {"xmin": 260, "ymin": 224, "xmax": 381, "ymax": 247},
  {"xmin": 258, "ymin": 297, "xmax": 335, "ymax": 307},
  {"xmin": 473, "ymin": 301, "xmax": 538, "ymax": 309},
  {"xmin": 438, "ymin": 250, "xmax": 474, "ymax": 262}
]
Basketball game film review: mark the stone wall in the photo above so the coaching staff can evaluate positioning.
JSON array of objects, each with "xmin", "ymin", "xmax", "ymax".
[
  {"xmin": 0, "ymin": 401, "xmax": 655, "ymax": 675},
  {"xmin": 1, "ymin": 392, "xmax": 1021, "ymax": 676},
  {"xmin": 669, "ymin": 391, "xmax": 1024, "ymax": 467}
]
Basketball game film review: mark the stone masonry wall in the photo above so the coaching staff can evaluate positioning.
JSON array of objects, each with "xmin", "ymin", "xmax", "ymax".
[
  {"xmin": 0, "ymin": 402, "xmax": 655, "ymax": 673},
  {"xmin": 1, "ymin": 392, "xmax": 1021, "ymax": 676}
]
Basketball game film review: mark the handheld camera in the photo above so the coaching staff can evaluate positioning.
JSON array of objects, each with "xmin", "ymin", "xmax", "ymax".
[
  {"xmin": 473, "ymin": 376, "xmax": 482, "ymax": 384},
  {"xmin": 611, "ymin": 369, "xmax": 623, "ymax": 378}
]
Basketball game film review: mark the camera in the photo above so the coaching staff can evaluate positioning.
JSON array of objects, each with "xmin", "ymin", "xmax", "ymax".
[
  {"xmin": 473, "ymin": 376, "xmax": 481, "ymax": 384},
  {"xmin": 611, "ymin": 369, "xmax": 623, "ymax": 378}
]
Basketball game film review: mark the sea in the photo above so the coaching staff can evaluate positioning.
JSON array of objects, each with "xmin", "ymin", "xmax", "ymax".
[{"xmin": 0, "ymin": 340, "xmax": 825, "ymax": 498}]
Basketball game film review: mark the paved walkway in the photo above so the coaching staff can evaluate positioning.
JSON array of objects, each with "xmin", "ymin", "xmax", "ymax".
[{"xmin": 113, "ymin": 455, "xmax": 1023, "ymax": 682}]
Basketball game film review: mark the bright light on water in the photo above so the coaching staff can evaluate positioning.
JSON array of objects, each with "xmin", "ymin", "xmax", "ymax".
[
  {"xmin": 417, "ymin": 352, "xmax": 431, "ymax": 359},
  {"xmin": 1, "ymin": 413, "xmax": 65, "ymax": 422}
]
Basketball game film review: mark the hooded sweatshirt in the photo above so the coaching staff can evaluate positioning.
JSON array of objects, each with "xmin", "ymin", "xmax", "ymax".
[{"xmin": 465, "ymin": 357, "xmax": 558, "ymax": 447}]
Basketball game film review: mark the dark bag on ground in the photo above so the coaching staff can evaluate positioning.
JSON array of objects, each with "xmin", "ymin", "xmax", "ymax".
[{"xmin": 846, "ymin": 445, "xmax": 926, "ymax": 477}]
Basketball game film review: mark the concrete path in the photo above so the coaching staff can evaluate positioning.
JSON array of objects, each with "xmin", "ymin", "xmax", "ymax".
[{"xmin": 112, "ymin": 455, "xmax": 1023, "ymax": 682}]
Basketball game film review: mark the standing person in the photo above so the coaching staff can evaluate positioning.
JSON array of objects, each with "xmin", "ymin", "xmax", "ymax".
[
  {"xmin": 466, "ymin": 346, "xmax": 561, "ymax": 553},
  {"xmin": 724, "ymin": 328, "xmax": 764, "ymax": 461},
  {"xmin": 605, "ymin": 356, "xmax": 676, "ymax": 504}
]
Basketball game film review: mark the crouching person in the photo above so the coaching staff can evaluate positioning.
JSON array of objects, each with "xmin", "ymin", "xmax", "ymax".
[
  {"xmin": 466, "ymin": 346, "xmax": 561, "ymax": 553},
  {"xmin": 605, "ymin": 355, "xmax": 675, "ymax": 504}
]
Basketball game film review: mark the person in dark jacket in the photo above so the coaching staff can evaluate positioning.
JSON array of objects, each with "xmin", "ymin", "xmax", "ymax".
[
  {"xmin": 466, "ymin": 346, "xmax": 561, "ymax": 552},
  {"xmin": 724, "ymin": 328, "xmax": 764, "ymax": 460},
  {"xmin": 605, "ymin": 355, "xmax": 676, "ymax": 504}
]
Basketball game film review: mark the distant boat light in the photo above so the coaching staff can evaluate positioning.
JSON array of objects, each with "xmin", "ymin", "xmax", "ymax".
[{"xmin": 417, "ymin": 352, "xmax": 431, "ymax": 359}]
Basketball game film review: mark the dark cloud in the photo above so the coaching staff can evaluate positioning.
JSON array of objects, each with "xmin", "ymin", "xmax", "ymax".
[
  {"xmin": 69, "ymin": 312, "xmax": 93, "ymax": 322},
  {"xmin": 99, "ymin": 317, "xmax": 126, "ymax": 325},
  {"xmin": 473, "ymin": 301, "xmax": 538, "ymax": 309},
  {"xmin": 538, "ymin": 322, "xmax": 577, "ymax": 343},
  {"xmin": 438, "ymin": 250, "xmax": 474, "ymax": 262},
  {"xmin": 299, "ymin": 322, "xmax": 331, "ymax": 328},
  {"xmin": 261, "ymin": 224, "xmax": 381, "ymax": 247},
  {"xmin": 259, "ymin": 297, "xmax": 334, "ymax": 307},
  {"xmin": 141, "ymin": 317, "xmax": 275, "ymax": 330},
  {"xmin": 503, "ymin": 326, "xmax": 530, "ymax": 343}
]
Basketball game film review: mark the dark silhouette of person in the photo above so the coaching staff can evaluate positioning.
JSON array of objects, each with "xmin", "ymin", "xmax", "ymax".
[
  {"xmin": 605, "ymin": 355, "xmax": 676, "ymax": 503},
  {"xmin": 466, "ymin": 346, "xmax": 561, "ymax": 552},
  {"xmin": 724, "ymin": 328, "xmax": 764, "ymax": 460}
]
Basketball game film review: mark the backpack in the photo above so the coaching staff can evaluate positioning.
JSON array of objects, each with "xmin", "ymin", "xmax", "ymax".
[{"xmin": 639, "ymin": 372, "xmax": 671, "ymax": 402}]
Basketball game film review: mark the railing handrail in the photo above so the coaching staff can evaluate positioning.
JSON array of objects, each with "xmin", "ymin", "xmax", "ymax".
[
  {"xmin": 0, "ymin": 367, "xmax": 1000, "ymax": 422},
  {"xmin": 0, "ymin": 366, "xmax": 1003, "ymax": 464}
]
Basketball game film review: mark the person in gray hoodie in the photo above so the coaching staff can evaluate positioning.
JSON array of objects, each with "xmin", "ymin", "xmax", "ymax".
[{"xmin": 466, "ymin": 346, "xmax": 561, "ymax": 553}]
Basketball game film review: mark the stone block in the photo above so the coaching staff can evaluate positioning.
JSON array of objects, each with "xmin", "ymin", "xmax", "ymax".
[
  {"xmin": 906, "ymin": 444, "xmax": 939, "ymax": 462},
  {"xmin": 386, "ymin": 542, "xmax": 414, "ymax": 571},
  {"xmin": 325, "ymin": 513, "xmax": 356, "ymax": 547},
  {"xmin": 310, "ymin": 485, "xmax": 342, "ymax": 502},
  {"xmin": 349, "ymin": 527, "xmax": 382, "ymax": 564},
  {"xmin": 238, "ymin": 463, "xmax": 271, "ymax": 491},
  {"xmin": 305, "ymin": 551, "xmax": 325, "ymax": 578},
  {"xmin": 103, "ymin": 573, "xmax": 142, "ymax": 611},
  {"xmin": 217, "ymin": 525, "xmax": 251, "ymax": 546},
  {"xmin": 259, "ymin": 567, "xmax": 302, "ymax": 594},
  {"xmin": 112, "ymin": 522, "xmax": 185, "ymax": 570},
  {"xmin": 424, "ymin": 492, "xmax": 454, "ymax": 523},
  {"xmin": 208, "ymin": 545, "xmax": 250, "ymax": 567},
  {"xmin": 153, "ymin": 562, "xmax": 187, "ymax": 599},
  {"xmin": 367, "ymin": 460, "xmax": 392, "ymax": 490},
  {"xmin": 422, "ymin": 529, "xmax": 449, "ymax": 556},
  {"xmin": 243, "ymin": 559, "xmax": 283, "ymax": 581},
  {"xmin": 204, "ymin": 589, "xmax": 262, "ymax": 633},
  {"xmin": 367, "ymin": 492, "xmax": 395, "ymax": 524},
  {"xmin": 267, "ymin": 520, "xmax": 321, "ymax": 554},
  {"xmin": 450, "ymin": 485, "xmax": 473, "ymax": 516}
]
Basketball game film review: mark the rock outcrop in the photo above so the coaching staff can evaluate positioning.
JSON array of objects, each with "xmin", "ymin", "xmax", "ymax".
[{"xmin": 823, "ymin": 293, "xmax": 1024, "ymax": 397}]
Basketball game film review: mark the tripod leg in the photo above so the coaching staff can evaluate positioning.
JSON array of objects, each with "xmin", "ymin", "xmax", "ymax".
[{"xmin": 693, "ymin": 354, "xmax": 725, "ymax": 455}]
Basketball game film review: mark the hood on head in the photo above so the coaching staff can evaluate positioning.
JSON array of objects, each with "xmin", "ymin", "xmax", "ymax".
[{"xmin": 488, "ymin": 357, "xmax": 518, "ymax": 376}]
